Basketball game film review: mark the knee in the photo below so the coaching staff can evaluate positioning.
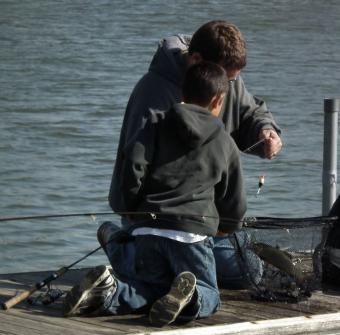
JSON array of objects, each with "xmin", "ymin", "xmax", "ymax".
[
  {"xmin": 195, "ymin": 286, "xmax": 220, "ymax": 318},
  {"xmin": 97, "ymin": 221, "xmax": 121, "ymax": 245}
]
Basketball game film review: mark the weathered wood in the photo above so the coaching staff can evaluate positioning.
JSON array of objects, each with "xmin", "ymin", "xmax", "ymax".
[
  {"xmin": 126, "ymin": 313, "xmax": 340, "ymax": 335},
  {"xmin": 1, "ymin": 268, "xmax": 340, "ymax": 335}
]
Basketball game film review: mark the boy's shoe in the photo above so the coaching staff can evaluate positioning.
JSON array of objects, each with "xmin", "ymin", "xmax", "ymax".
[
  {"xmin": 149, "ymin": 271, "xmax": 197, "ymax": 327},
  {"xmin": 63, "ymin": 265, "xmax": 116, "ymax": 317}
]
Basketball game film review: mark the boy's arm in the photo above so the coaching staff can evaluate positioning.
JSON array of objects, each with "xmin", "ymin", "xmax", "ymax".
[{"xmin": 215, "ymin": 142, "xmax": 247, "ymax": 234}]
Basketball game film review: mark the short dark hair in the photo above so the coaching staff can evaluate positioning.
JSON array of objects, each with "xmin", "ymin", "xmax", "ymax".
[
  {"xmin": 182, "ymin": 61, "xmax": 228, "ymax": 107},
  {"xmin": 188, "ymin": 20, "xmax": 247, "ymax": 71}
]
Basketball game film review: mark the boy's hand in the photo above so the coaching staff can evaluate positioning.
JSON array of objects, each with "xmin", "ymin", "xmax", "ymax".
[{"xmin": 259, "ymin": 129, "xmax": 282, "ymax": 160}]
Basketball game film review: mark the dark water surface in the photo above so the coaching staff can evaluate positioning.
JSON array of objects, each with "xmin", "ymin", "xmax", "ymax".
[{"xmin": 1, "ymin": 0, "xmax": 340, "ymax": 273}]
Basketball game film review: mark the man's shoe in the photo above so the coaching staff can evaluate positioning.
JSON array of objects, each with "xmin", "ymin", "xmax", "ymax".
[
  {"xmin": 63, "ymin": 265, "xmax": 116, "ymax": 317},
  {"xmin": 149, "ymin": 272, "xmax": 196, "ymax": 327}
]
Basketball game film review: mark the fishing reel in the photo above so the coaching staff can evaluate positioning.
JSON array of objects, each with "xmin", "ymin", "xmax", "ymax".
[{"xmin": 26, "ymin": 284, "xmax": 64, "ymax": 306}]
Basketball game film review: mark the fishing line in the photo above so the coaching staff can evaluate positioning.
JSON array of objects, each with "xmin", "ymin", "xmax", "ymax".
[
  {"xmin": 242, "ymin": 138, "xmax": 266, "ymax": 154},
  {"xmin": 0, "ymin": 211, "xmax": 337, "ymax": 229}
]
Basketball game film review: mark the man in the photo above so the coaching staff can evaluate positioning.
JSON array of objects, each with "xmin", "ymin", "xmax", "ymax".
[{"xmin": 106, "ymin": 20, "xmax": 281, "ymax": 287}]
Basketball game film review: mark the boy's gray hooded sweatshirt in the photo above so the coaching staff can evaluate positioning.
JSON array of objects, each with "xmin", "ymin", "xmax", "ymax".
[
  {"xmin": 109, "ymin": 35, "xmax": 280, "ymax": 212},
  {"xmin": 120, "ymin": 103, "xmax": 247, "ymax": 236}
]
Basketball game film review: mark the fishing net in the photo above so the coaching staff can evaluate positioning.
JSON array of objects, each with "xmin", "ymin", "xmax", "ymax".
[{"xmin": 222, "ymin": 214, "xmax": 338, "ymax": 303}]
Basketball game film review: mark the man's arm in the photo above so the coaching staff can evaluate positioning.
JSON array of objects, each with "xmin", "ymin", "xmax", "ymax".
[
  {"xmin": 225, "ymin": 76, "xmax": 282, "ymax": 159},
  {"xmin": 120, "ymin": 117, "xmax": 156, "ymax": 211},
  {"xmin": 108, "ymin": 70, "xmax": 175, "ymax": 212},
  {"xmin": 215, "ymin": 141, "xmax": 247, "ymax": 234}
]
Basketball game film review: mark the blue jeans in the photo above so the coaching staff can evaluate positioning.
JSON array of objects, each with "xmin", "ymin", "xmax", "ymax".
[
  {"xmin": 99, "ymin": 221, "xmax": 263, "ymax": 291},
  {"xmin": 102, "ymin": 234, "xmax": 219, "ymax": 319},
  {"xmin": 213, "ymin": 231, "xmax": 263, "ymax": 289}
]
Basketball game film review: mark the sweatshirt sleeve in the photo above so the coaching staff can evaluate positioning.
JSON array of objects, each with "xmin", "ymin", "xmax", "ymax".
[
  {"xmin": 108, "ymin": 72, "xmax": 172, "ymax": 213},
  {"xmin": 120, "ymin": 117, "xmax": 155, "ymax": 211},
  {"xmin": 227, "ymin": 76, "xmax": 281, "ymax": 157},
  {"xmin": 215, "ymin": 140, "xmax": 247, "ymax": 233}
]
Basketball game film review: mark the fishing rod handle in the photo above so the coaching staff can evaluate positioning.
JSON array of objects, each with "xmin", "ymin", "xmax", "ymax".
[
  {"xmin": 2, "ymin": 286, "xmax": 37, "ymax": 310},
  {"xmin": 1, "ymin": 267, "xmax": 68, "ymax": 310}
]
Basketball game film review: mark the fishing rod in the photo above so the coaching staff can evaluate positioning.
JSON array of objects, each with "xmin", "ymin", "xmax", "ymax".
[
  {"xmin": 2, "ymin": 243, "xmax": 105, "ymax": 310},
  {"xmin": 0, "ymin": 211, "xmax": 337, "ymax": 228},
  {"xmin": 243, "ymin": 215, "xmax": 338, "ymax": 229},
  {"xmin": 0, "ymin": 212, "xmax": 114, "ymax": 222},
  {"xmin": 0, "ymin": 211, "xmax": 338, "ymax": 227}
]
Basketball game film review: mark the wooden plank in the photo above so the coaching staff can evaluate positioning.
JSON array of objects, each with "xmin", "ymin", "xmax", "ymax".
[
  {"xmin": 0, "ymin": 311, "xmax": 122, "ymax": 335},
  {"xmin": 2, "ymin": 269, "xmax": 340, "ymax": 335},
  {"xmin": 220, "ymin": 300, "xmax": 304, "ymax": 319},
  {"xmin": 219, "ymin": 287, "xmax": 340, "ymax": 316},
  {"xmin": 258, "ymin": 294, "xmax": 340, "ymax": 315},
  {"xmin": 128, "ymin": 312, "xmax": 340, "ymax": 335},
  {"xmin": 193, "ymin": 312, "xmax": 246, "ymax": 326},
  {"xmin": 69, "ymin": 314, "xmax": 158, "ymax": 334},
  {"xmin": 218, "ymin": 290, "xmax": 315, "ymax": 319}
]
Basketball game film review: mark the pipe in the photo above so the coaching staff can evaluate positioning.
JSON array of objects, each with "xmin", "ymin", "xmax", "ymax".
[{"xmin": 322, "ymin": 98, "xmax": 339, "ymax": 215}]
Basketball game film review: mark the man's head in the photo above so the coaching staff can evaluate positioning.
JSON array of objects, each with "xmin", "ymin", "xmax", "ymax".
[
  {"xmin": 188, "ymin": 20, "xmax": 247, "ymax": 79},
  {"xmin": 182, "ymin": 61, "xmax": 228, "ymax": 117}
]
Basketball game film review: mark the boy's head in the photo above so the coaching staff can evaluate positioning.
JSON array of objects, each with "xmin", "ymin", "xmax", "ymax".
[
  {"xmin": 182, "ymin": 61, "xmax": 228, "ymax": 117},
  {"xmin": 188, "ymin": 20, "xmax": 247, "ymax": 79}
]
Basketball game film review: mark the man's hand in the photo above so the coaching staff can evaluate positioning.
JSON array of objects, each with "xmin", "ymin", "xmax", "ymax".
[{"xmin": 259, "ymin": 129, "xmax": 282, "ymax": 160}]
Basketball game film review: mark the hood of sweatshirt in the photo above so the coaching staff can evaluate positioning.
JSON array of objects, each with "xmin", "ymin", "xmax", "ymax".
[
  {"xmin": 169, "ymin": 103, "xmax": 222, "ymax": 150},
  {"xmin": 149, "ymin": 35, "xmax": 190, "ymax": 87}
]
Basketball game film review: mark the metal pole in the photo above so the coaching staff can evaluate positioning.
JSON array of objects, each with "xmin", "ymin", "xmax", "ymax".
[{"xmin": 322, "ymin": 98, "xmax": 339, "ymax": 215}]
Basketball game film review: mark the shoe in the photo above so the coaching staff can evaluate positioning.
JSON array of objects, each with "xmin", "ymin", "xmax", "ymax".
[
  {"xmin": 63, "ymin": 265, "xmax": 116, "ymax": 317},
  {"xmin": 149, "ymin": 272, "xmax": 196, "ymax": 327}
]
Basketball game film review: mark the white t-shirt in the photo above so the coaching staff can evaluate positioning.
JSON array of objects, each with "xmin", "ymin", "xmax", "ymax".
[{"xmin": 132, "ymin": 227, "xmax": 207, "ymax": 243}]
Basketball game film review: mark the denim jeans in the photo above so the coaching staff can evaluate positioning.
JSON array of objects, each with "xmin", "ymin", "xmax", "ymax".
[
  {"xmin": 213, "ymin": 231, "xmax": 263, "ymax": 289},
  {"xmin": 102, "ymin": 234, "xmax": 219, "ymax": 319},
  {"xmin": 99, "ymin": 221, "xmax": 263, "ymax": 291}
]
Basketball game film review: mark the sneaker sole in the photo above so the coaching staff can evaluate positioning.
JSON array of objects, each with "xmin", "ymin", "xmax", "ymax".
[
  {"xmin": 63, "ymin": 265, "xmax": 110, "ymax": 317},
  {"xmin": 149, "ymin": 272, "xmax": 196, "ymax": 327}
]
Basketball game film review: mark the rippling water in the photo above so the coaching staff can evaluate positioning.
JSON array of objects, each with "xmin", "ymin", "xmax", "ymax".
[{"xmin": 1, "ymin": 0, "xmax": 340, "ymax": 273}]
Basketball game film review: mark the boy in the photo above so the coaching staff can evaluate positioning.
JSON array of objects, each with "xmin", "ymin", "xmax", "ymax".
[{"xmin": 63, "ymin": 61, "xmax": 246, "ymax": 326}]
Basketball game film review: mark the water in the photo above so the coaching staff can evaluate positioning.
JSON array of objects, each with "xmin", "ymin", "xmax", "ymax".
[{"xmin": 1, "ymin": 0, "xmax": 340, "ymax": 274}]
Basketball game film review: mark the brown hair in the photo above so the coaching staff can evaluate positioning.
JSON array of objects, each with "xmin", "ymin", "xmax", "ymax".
[
  {"xmin": 188, "ymin": 20, "xmax": 247, "ymax": 71},
  {"xmin": 182, "ymin": 61, "xmax": 228, "ymax": 107}
]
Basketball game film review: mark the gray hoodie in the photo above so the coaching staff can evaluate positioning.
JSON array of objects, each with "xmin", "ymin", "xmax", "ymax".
[
  {"xmin": 120, "ymin": 103, "xmax": 246, "ymax": 236},
  {"xmin": 109, "ymin": 35, "xmax": 280, "ymax": 212}
]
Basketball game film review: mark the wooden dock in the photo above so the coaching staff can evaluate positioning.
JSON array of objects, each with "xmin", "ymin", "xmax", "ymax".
[{"xmin": 1, "ymin": 268, "xmax": 340, "ymax": 335}]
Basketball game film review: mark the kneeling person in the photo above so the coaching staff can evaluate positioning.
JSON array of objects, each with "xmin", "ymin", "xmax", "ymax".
[{"xmin": 63, "ymin": 61, "xmax": 246, "ymax": 326}]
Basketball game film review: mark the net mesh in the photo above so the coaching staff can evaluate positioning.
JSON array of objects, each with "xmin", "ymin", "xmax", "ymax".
[{"xmin": 230, "ymin": 217, "xmax": 337, "ymax": 302}]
